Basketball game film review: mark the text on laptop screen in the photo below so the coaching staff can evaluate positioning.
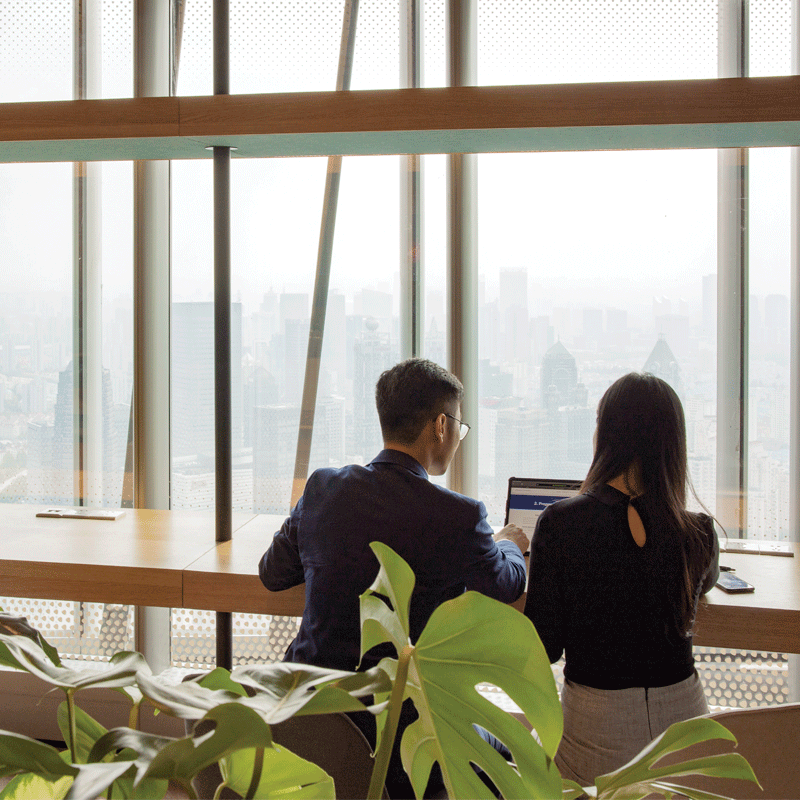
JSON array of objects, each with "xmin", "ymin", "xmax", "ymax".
[{"xmin": 505, "ymin": 478, "xmax": 581, "ymax": 539}]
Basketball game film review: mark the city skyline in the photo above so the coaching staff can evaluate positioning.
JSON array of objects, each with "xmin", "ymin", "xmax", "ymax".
[{"xmin": 0, "ymin": 268, "xmax": 791, "ymax": 538}]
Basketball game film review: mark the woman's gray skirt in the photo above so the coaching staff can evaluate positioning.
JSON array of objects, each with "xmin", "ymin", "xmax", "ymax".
[{"xmin": 555, "ymin": 671, "xmax": 709, "ymax": 787}]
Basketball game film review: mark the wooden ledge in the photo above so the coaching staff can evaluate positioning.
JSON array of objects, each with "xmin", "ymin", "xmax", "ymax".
[{"xmin": 2, "ymin": 77, "xmax": 800, "ymax": 162}]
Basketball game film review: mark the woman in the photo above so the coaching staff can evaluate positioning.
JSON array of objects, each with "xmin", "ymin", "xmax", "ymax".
[{"xmin": 524, "ymin": 372, "xmax": 719, "ymax": 786}]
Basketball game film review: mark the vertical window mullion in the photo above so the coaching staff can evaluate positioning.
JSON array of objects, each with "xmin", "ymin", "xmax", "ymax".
[
  {"xmin": 716, "ymin": 0, "xmax": 749, "ymax": 537},
  {"xmin": 73, "ymin": 0, "xmax": 103, "ymax": 508},
  {"xmin": 133, "ymin": 0, "xmax": 173, "ymax": 674},
  {"xmin": 400, "ymin": 0, "xmax": 424, "ymax": 360},
  {"xmin": 447, "ymin": 0, "xmax": 478, "ymax": 497},
  {"xmin": 788, "ymin": 0, "xmax": 800, "ymax": 706}
]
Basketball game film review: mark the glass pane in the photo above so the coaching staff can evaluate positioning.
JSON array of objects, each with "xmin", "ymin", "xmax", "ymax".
[
  {"xmin": 0, "ymin": 164, "xmax": 73, "ymax": 504},
  {"xmin": 0, "ymin": 0, "xmax": 132, "ymax": 103},
  {"xmin": 171, "ymin": 155, "xmax": 401, "ymax": 514},
  {"xmin": 748, "ymin": 148, "xmax": 791, "ymax": 542},
  {"xmin": 476, "ymin": 150, "xmax": 717, "ymax": 526},
  {"xmin": 171, "ymin": 154, "xmax": 400, "ymax": 664},
  {"xmin": 100, "ymin": 161, "xmax": 134, "ymax": 507}
]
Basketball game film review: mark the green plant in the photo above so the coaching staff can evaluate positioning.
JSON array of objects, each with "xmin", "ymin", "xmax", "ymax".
[
  {"xmin": 360, "ymin": 542, "xmax": 760, "ymax": 800},
  {"xmin": 0, "ymin": 628, "xmax": 389, "ymax": 799},
  {"xmin": 0, "ymin": 547, "xmax": 760, "ymax": 800}
]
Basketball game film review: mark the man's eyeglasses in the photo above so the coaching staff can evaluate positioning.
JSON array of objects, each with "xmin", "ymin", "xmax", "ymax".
[{"xmin": 443, "ymin": 412, "xmax": 471, "ymax": 441}]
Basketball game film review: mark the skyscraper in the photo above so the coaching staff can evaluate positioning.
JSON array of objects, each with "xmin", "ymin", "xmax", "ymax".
[
  {"xmin": 172, "ymin": 302, "xmax": 243, "ymax": 460},
  {"xmin": 253, "ymin": 404, "xmax": 299, "ymax": 514},
  {"xmin": 42, "ymin": 360, "xmax": 118, "ymax": 504},
  {"xmin": 353, "ymin": 319, "xmax": 392, "ymax": 463},
  {"xmin": 540, "ymin": 340, "xmax": 578, "ymax": 407},
  {"xmin": 539, "ymin": 341, "xmax": 591, "ymax": 479},
  {"xmin": 643, "ymin": 335, "xmax": 682, "ymax": 398}
]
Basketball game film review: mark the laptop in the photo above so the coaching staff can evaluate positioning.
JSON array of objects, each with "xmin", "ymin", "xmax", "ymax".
[{"xmin": 504, "ymin": 477, "xmax": 582, "ymax": 543}]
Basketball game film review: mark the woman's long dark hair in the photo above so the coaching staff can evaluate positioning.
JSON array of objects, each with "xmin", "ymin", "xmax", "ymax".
[{"xmin": 581, "ymin": 372, "xmax": 714, "ymax": 635}]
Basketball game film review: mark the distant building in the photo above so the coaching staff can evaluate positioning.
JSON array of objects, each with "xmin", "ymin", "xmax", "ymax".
[
  {"xmin": 309, "ymin": 395, "xmax": 346, "ymax": 470},
  {"xmin": 499, "ymin": 268, "xmax": 529, "ymax": 365},
  {"xmin": 352, "ymin": 319, "xmax": 392, "ymax": 463},
  {"xmin": 494, "ymin": 405, "xmax": 548, "ymax": 487},
  {"xmin": 540, "ymin": 340, "xmax": 585, "ymax": 407},
  {"xmin": 283, "ymin": 317, "xmax": 309, "ymax": 406},
  {"xmin": 480, "ymin": 359, "xmax": 513, "ymax": 399},
  {"xmin": 32, "ymin": 360, "xmax": 118, "ymax": 504},
  {"xmin": 643, "ymin": 335, "xmax": 682, "ymax": 399},
  {"xmin": 539, "ymin": 341, "xmax": 592, "ymax": 478},
  {"xmin": 253, "ymin": 404, "xmax": 299, "ymax": 514},
  {"xmin": 172, "ymin": 302, "xmax": 243, "ymax": 460}
]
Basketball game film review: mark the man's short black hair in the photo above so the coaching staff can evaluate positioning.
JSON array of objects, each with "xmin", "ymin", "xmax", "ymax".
[{"xmin": 375, "ymin": 358, "xmax": 464, "ymax": 445}]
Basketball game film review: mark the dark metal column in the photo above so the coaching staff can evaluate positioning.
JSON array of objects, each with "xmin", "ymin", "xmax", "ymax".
[
  {"xmin": 446, "ymin": 0, "xmax": 478, "ymax": 497},
  {"xmin": 400, "ymin": 0, "xmax": 423, "ymax": 359},
  {"xmin": 290, "ymin": 0, "xmax": 359, "ymax": 509},
  {"xmin": 716, "ymin": 0, "xmax": 749, "ymax": 537},
  {"xmin": 213, "ymin": 0, "xmax": 233, "ymax": 670}
]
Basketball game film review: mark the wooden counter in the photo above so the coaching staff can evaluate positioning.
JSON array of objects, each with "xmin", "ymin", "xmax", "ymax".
[
  {"xmin": 183, "ymin": 514, "xmax": 305, "ymax": 616},
  {"xmin": 184, "ymin": 515, "xmax": 800, "ymax": 655},
  {"xmin": 1, "ymin": 506, "xmax": 798, "ymax": 655},
  {"xmin": 0, "ymin": 505, "xmax": 254, "ymax": 608},
  {"xmin": 695, "ymin": 545, "xmax": 800, "ymax": 653}
]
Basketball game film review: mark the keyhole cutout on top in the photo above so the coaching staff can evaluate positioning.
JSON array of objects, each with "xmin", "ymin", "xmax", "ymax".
[{"xmin": 628, "ymin": 502, "xmax": 646, "ymax": 548}]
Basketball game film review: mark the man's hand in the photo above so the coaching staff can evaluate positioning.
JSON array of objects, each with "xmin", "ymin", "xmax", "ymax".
[{"xmin": 493, "ymin": 523, "xmax": 530, "ymax": 555}]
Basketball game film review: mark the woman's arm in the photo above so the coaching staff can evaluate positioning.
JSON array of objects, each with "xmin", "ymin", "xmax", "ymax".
[{"xmin": 700, "ymin": 517, "xmax": 721, "ymax": 595}]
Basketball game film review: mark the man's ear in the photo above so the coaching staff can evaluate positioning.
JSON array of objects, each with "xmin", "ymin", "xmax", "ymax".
[{"xmin": 434, "ymin": 412, "xmax": 446, "ymax": 443}]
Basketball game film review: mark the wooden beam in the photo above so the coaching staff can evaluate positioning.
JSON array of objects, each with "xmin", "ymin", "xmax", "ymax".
[{"xmin": 2, "ymin": 77, "xmax": 800, "ymax": 162}]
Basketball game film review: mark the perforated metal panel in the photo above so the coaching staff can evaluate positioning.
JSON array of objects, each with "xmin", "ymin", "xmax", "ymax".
[
  {"xmin": 751, "ymin": 0, "xmax": 792, "ymax": 77},
  {"xmin": 101, "ymin": 0, "xmax": 133, "ymax": 98},
  {"xmin": 0, "ymin": 0, "xmax": 72, "ymax": 102},
  {"xmin": 171, "ymin": 609, "xmax": 300, "ymax": 669},
  {"xmin": 547, "ymin": 649, "xmax": 790, "ymax": 711},
  {"xmin": 0, "ymin": 598, "xmax": 134, "ymax": 662},
  {"xmin": 179, "ymin": 0, "xmax": 405, "ymax": 95},
  {"xmin": 696, "ymin": 647, "xmax": 790, "ymax": 708},
  {"xmin": 482, "ymin": 648, "xmax": 790, "ymax": 717},
  {"xmin": 478, "ymin": 1, "xmax": 718, "ymax": 85}
]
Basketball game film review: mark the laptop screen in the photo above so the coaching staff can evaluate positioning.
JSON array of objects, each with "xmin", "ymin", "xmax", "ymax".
[{"xmin": 504, "ymin": 477, "xmax": 582, "ymax": 540}]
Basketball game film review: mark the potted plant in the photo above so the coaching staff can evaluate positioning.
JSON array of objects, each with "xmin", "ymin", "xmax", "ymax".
[{"xmin": 0, "ymin": 544, "xmax": 759, "ymax": 799}]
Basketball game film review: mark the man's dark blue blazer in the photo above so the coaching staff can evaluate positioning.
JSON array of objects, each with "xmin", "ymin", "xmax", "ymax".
[{"xmin": 259, "ymin": 449, "xmax": 527, "ymax": 671}]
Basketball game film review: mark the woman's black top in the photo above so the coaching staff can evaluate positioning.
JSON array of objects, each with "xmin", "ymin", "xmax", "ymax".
[{"xmin": 523, "ymin": 484, "xmax": 719, "ymax": 690}]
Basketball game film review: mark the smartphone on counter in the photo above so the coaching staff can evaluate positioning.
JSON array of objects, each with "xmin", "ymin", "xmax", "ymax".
[{"xmin": 716, "ymin": 572, "xmax": 755, "ymax": 594}]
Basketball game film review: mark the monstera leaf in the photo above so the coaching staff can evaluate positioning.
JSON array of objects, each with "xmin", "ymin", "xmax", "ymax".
[
  {"xmin": 136, "ymin": 662, "xmax": 389, "ymax": 727},
  {"xmin": 233, "ymin": 663, "xmax": 390, "ymax": 723},
  {"xmin": 0, "ymin": 772, "xmax": 72, "ymax": 800},
  {"xmin": 0, "ymin": 635, "xmax": 147, "ymax": 691},
  {"xmin": 135, "ymin": 670, "xmax": 247, "ymax": 720},
  {"xmin": 0, "ymin": 734, "xmax": 76, "ymax": 783},
  {"xmin": 0, "ymin": 615, "xmax": 61, "ymax": 668},
  {"xmin": 361, "ymin": 542, "xmax": 563, "ymax": 800},
  {"xmin": 573, "ymin": 717, "xmax": 760, "ymax": 800},
  {"xmin": 88, "ymin": 702, "xmax": 333, "ymax": 798},
  {"xmin": 221, "ymin": 741, "xmax": 335, "ymax": 799}
]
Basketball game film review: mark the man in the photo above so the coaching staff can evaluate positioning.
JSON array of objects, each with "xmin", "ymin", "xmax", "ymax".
[
  {"xmin": 259, "ymin": 358, "xmax": 529, "ymax": 672},
  {"xmin": 260, "ymin": 358, "xmax": 528, "ymax": 797}
]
